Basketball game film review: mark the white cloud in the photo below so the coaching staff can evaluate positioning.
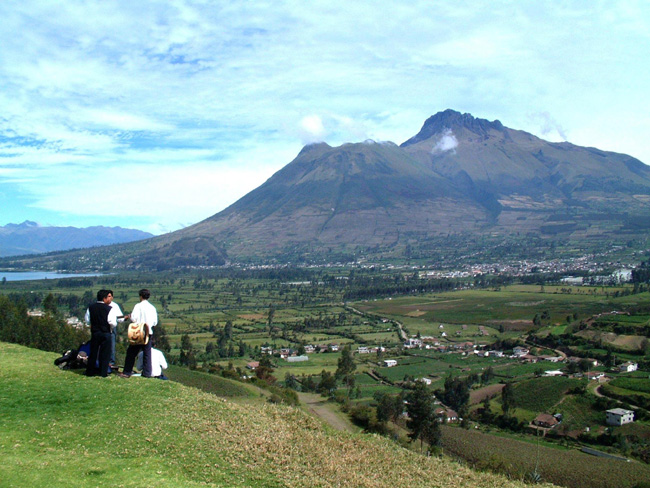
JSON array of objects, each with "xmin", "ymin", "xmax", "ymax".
[
  {"xmin": 299, "ymin": 115, "xmax": 326, "ymax": 143},
  {"xmin": 0, "ymin": 1, "xmax": 648, "ymax": 231},
  {"xmin": 432, "ymin": 129, "xmax": 459, "ymax": 154}
]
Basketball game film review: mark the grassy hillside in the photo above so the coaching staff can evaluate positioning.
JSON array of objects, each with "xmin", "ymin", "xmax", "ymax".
[{"xmin": 0, "ymin": 342, "xmax": 538, "ymax": 488}]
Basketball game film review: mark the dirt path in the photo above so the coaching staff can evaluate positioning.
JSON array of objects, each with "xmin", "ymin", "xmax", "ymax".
[{"xmin": 298, "ymin": 392, "xmax": 357, "ymax": 433}]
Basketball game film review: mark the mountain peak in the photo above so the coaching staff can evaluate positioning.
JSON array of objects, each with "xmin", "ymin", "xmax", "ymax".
[
  {"xmin": 297, "ymin": 142, "xmax": 331, "ymax": 157},
  {"xmin": 3, "ymin": 220, "xmax": 40, "ymax": 229},
  {"xmin": 401, "ymin": 109, "xmax": 504, "ymax": 146}
]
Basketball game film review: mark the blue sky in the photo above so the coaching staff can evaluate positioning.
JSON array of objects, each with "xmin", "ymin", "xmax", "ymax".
[{"xmin": 1, "ymin": 1, "xmax": 649, "ymax": 235}]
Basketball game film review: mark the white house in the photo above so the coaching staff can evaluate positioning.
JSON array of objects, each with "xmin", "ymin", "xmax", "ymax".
[
  {"xmin": 542, "ymin": 356, "xmax": 564, "ymax": 363},
  {"xmin": 416, "ymin": 377, "xmax": 432, "ymax": 385},
  {"xmin": 486, "ymin": 350, "xmax": 504, "ymax": 358},
  {"xmin": 512, "ymin": 346, "xmax": 529, "ymax": 357},
  {"xmin": 606, "ymin": 408, "xmax": 635, "ymax": 426},
  {"xmin": 383, "ymin": 359, "xmax": 397, "ymax": 368},
  {"xmin": 404, "ymin": 338, "xmax": 422, "ymax": 349},
  {"xmin": 619, "ymin": 362, "xmax": 638, "ymax": 373},
  {"xmin": 544, "ymin": 370, "xmax": 564, "ymax": 377}
]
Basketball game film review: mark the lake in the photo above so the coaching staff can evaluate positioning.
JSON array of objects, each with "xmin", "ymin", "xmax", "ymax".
[{"xmin": 0, "ymin": 271, "xmax": 105, "ymax": 282}]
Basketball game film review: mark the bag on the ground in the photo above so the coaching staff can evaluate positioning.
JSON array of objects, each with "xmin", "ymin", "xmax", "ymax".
[{"xmin": 128, "ymin": 322, "xmax": 149, "ymax": 345}]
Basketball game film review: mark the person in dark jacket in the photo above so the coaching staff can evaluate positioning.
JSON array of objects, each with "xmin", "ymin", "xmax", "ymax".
[{"xmin": 85, "ymin": 289, "xmax": 116, "ymax": 377}]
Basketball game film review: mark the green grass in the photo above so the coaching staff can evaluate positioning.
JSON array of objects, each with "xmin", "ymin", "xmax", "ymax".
[
  {"xmin": 609, "ymin": 377, "xmax": 650, "ymax": 395},
  {"xmin": 165, "ymin": 365, "xmax": 258, "ymax": 398},
  {"xmin": 1, "ymin": 342, "xmax": 536, "ymax": 488}
]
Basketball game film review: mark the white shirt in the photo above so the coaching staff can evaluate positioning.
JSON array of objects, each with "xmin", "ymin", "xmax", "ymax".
[
  {"xmin": 130, "ymin": 299, "xmax": 158, "ymax": 335},
  {"xmin": 84, "ymin": 302, "xmax": 119, "ymax": 329},
  {"xmin": 137, "ymin": 348, "xmax": 168, "ymax": 377}
]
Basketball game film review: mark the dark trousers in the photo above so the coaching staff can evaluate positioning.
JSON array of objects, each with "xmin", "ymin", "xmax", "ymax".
[
  {"xmin": 123, "ymin": 338, "xmax": 153, "ymax": 377},
  {"xmin": 86, "ymin": 331, "xmax": 112, "ymax": 377},
  {"xmin": 109, "ymin": 327, "xmax": 117, "ymax": 365}
]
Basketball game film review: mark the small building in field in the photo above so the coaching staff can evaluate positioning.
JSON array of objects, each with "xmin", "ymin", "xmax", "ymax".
[
  {"xmin": 404, "ymin": 338, "xmax": 422, "ymax": 349},
  {"xmin": 512, "ymin": 346, "xmax": 529, "ymax": 357},
  {"xmin": 585, "ymin": 371, "xmax": 605, "ymax": 381},
  {"xmin": 383, "ymin": 359, "xmax": 397, "ymax": 368},
  {"xmin": 435, "ymin": 407, "xmax": 459, "ymax": 423},
  {"xmin": 543, "ymin": 370, "xmax": 564, "ymax": 377},
  {"xmin": 606, "ymin": 408, "xmax": 635, "ymax": 426},
  {"xmin": 246, "ymin": 361, "xmax": 259, "ymax": 370},
  {"xmin": 533, "ymin": 413, "xmax": 559, "ymax": 429},
  {"xmin": 286, "ymin": 355, "xmax": 309, "ymax": 363},
  {"xmin": 618, "ymin": 362, "xmax": 638, "ymax": 373}
]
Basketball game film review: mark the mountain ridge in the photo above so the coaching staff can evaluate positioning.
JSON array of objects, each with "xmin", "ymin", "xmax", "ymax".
[
  {"xmin": 2, "ymin": 109, "xmax": 650, "ymax": 269},
  {"xmin": 0, "ymin": 221, "xmax": 153, "ymax": 257}
]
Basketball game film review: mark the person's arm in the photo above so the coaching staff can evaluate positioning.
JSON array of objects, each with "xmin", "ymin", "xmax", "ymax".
[
  {"xmin": 107, "ymin": 306, "xmax": 119, "ymax": 328},
  {"xmin": 113, "ymin": 303, "xmax": 125, "ymax": 322},
  {"xmin": 129, "ymin": 303, "xmax": 141, "ymax": 324}
]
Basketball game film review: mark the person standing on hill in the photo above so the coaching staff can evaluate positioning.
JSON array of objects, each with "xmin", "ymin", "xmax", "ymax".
[
  {"xmin": 85, "ymin": 289, "xmax": 116, "ymax": 377},
  {"xmin": 120, "ymin": 289, "xmax": 158, "ymax": 378},
  {"xmin": 105, "ymin": 289, "xmax": 127, "ymax": 370}
]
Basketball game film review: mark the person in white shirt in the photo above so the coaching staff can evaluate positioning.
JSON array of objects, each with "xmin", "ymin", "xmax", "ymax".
[
  {"xmin": 106, "ymin": 290, "xmax": 126, "ymax": 369},
  {"xmin": 120, "ymin": 288, "xmax": 158, "ymax": 378},
  {"xmin": 137, "ymin": 348, "xmax": 168, "ymax": 380}
]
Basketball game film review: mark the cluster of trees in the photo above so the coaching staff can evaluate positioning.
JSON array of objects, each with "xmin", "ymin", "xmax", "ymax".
[
  {"xmin": 343, "ymin": 277, "xmax": 461, "ymax": 300},
  {"xmin": 0, "ymin": 294, "xmax": 89, "ymax": 354}
]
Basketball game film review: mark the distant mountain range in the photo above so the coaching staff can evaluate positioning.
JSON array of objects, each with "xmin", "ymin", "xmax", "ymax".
[
  {"xmin": 0, "ymin": 221, "xmax": 153, "ymax": 257},
  {"xmin": 3, "ymin": 109, "xmax": 650, "ymax": 269}
]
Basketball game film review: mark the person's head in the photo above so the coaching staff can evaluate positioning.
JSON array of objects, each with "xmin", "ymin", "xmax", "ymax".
[
  {"xmin": 106, "ymin": 290, "xmax": 114, "ymax": 303},
  {"xmin": 139, "ymin": 289, "xmax": 151, "ymax": 301},
  {"xmin": 96, "ymin": 289, "xmax": 110, "ymax": 302}
]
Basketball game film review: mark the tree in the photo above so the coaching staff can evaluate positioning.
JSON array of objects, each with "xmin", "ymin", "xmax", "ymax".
[
  {"xmin": 480, "ymin": 367, "xmax": 494, "ymax": 385},
  {"xmin": 440, "ymin": 376, "xmax": 469, "ymax": 412},
  {"xmin": 479, "ymin": 396, "xmax": 494, "ymax": 423},
  {"xmin": 375, "ymin": 392, "xmax": 404, "ymax": 424},
  {"xmin": 267, "ymin": 305, "xmax": 275, "ymax": 331},
  {"xmin": 501, "ymin": 382, "xmax": 516, "ymax": 416},
  {"xmin": 224, "ymin": 320, "xmax": 233, "ymax": 340},
  {"xmin": 335, "ymin": 344, "xmax": 356, "ymax": 394},
  {"xmin": 406, "ymin": 381, "xmax": 439, "ymax": 452},
  {"xmin": 155, "ymin": 324, "xmax": 171, "ymax": 353},
  {"xmin": 317, "ymin": 370, "xmax": 336, "ymax": 395},
  {"xmin": 179, "ymin": 333, "xmax": 196, "ymax": 367},
  {"xmin": 579, "ymin": 358, "xmax": 592, "ymax": 373},
  {"xmin": 42, "ymin": 293, "xmax": 58, "ymax": 316},
  {"xmin": 256, "ymin": 355, "xmax": 276, "ymax": 384},
  {"xmin": 284, "ymin": 373, "xmax": 299, "ymax": 390}
]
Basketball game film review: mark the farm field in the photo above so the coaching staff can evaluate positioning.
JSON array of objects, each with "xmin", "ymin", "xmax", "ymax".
[{"xmin": 440, "ymin": 425, "xmax": 650, "ymax": 488}]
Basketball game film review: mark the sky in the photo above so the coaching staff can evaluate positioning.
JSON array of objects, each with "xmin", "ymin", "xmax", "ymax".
[{"xmin": 1, "ymin": 1, "xmax": 649, "ymax": 235}]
